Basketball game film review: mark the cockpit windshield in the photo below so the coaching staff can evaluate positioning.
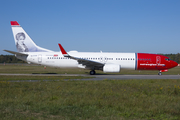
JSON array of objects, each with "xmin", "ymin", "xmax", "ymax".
[{"xmin": 165, "ymin": 58, "xmax": 171, "ymax": 61}]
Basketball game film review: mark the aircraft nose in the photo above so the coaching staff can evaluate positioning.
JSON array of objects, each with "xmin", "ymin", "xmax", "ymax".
[{"xmin": 172, "ymin": 61, "xmax": 178, "ymax": 67}]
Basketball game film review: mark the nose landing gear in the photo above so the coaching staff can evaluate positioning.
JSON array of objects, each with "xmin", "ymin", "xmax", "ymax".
[
  {"xmin": 158, "ymin": 71, "xmax": 162, "ymax": 75},
  {"xmin": 158, "ymin": 70, "xmax": 168, "ymax": 75}
]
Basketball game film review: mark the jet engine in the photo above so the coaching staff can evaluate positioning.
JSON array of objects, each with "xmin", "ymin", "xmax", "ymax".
[{"xmin": 103, "ymin": 64, "xmax": 121, "ymax": 73}]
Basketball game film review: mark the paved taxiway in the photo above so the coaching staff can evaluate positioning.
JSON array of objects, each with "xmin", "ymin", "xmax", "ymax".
[
  {"xmin": 1, "ymin": 74, "xmax": 180, "ymax": 81},
  {"xmin": 92, "ymin": 75, "xmax": 180, "ymax": 80}
]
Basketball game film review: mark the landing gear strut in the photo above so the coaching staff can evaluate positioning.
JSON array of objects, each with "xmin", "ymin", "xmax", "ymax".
[
  {"xmin": 158, "ymin": 71, "xmax": 162, "ymax": 75},
  {"xmin": 90, "ymin": 70, "xmax": 96, "ymax": 75}
]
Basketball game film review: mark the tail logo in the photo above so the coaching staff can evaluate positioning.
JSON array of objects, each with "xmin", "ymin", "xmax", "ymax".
[{"xmin": 15, "ymin": 32, "xmax": 29, "ymax": 52}]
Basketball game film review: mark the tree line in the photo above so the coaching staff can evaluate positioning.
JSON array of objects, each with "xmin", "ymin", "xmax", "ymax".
[
  {"xmin": 0, "ymin": 54, "xmax": 180, "ymax": 63},
  {"xmin": 0, "ymin": 55, "xmax": 25, "ymax": 63}
]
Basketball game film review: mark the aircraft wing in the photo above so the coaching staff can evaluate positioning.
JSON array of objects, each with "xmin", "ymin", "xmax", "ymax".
[
  {"xmin": 58, "ymin": 44, "xmax": 104, "ymax": 69},
  {"xmin": 3, "ymin": 50, "xmax": 28, "ymax": 56},
  {"xmin": 72, "ymin": 56, "xmax": 104, "ymax": 69}
]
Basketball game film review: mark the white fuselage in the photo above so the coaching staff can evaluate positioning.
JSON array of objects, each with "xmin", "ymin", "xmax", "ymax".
[{"xmin": 17, "ymin": 51, "xmax": 136, "ymax": 70}]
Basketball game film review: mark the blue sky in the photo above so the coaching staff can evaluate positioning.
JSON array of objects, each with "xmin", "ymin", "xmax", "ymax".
[{"xmin": 0, "ymin": 0, "xmax": 180, "ymax": 54}]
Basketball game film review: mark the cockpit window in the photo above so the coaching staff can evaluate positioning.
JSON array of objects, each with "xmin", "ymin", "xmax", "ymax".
[{"xmin": 165, "ymin": 58, "xmax": 171, "ymax": 61}]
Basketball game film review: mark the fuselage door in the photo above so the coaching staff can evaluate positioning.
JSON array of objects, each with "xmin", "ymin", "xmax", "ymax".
[{"xmin": 38, "ymin": 54, "xmax": 42, "ymax": 63}]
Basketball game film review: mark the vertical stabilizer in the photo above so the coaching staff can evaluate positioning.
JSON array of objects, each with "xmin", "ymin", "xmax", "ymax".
[{"xmin": 11, "ymin": 21, "xmax": 53, "ymax": 52}]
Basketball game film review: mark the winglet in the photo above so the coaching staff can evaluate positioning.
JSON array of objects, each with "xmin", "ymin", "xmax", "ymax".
[{"xmin": 58, "ymin": 44, "xmax": 69, "ymax": 57}]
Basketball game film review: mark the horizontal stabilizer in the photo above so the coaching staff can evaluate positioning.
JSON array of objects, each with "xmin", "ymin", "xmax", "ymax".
[{"xmin": 3, "ymin": 50, "xmax": 28, "ymax": 56}]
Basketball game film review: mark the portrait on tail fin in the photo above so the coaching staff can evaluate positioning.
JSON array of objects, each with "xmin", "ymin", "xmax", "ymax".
[{"xmin": 16, "ymin": 32, "xmax": 29, "ymax": 52}]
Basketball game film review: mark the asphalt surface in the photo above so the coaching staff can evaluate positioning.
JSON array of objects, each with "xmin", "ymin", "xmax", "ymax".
[
  {"xmin": 92, "ymin": 75, "xmax": 180, "ymax": 80},
  {"xmin": 1, "ymin": 73, "xmax": 180, "ymax": 81}
]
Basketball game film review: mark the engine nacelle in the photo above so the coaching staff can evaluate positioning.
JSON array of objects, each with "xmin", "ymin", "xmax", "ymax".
[{"xmin": 103, "ymin": 64, "xmax": 121, "ymax": 73}]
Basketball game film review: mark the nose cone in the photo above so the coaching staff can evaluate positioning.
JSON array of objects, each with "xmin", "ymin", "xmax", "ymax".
[{"xmin": 172, "ymin": 61, "xmax": 178, "ymax": 68}]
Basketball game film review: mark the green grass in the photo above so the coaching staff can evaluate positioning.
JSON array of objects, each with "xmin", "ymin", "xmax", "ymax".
[
  {"xmin": 0, "ymin": 75, "xmax": 91, "ymax": 81},
  {"xmin": 0, "ymin": 64, "xmax": 88, "ymax": 74},
  {"xmin": 0, "ymin": 64, "xmax": 180, "ymax": 75},
  {"xmin": 0, "ymin": 64, "xmax": 180, "ymax": 119},
  {"xmin": 0, "ymin": 79, "xmax": 180, "ymax": 119}
]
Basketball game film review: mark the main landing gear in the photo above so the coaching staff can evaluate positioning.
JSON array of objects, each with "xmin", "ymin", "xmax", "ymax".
[{"xmin": 90, "ymin": 70, "xmax": 96, "ymax": 75}]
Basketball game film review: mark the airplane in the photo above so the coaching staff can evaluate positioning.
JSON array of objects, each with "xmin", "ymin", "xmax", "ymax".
[{"xmin": 4, "ymin": 21, "xmax": 178, "ymax": 75}]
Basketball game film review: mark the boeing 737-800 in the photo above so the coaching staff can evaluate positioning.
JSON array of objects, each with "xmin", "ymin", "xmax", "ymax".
[{"xmin": 4, "ymin": 21, "xmax": 178, "ymax": 75}]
